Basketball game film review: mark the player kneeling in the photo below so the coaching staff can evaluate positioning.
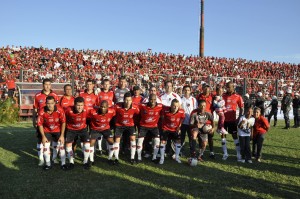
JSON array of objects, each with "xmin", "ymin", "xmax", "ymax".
[
  {"xmin": 189, "ymin": 100, "xmax": 215, "ymax": 163},
  {"xmin": 37, "ymin": 96, "xmax": 67, "ymax": 170},
  {"xmin": 89, "ymin": 100, "xmax": 116, "ymax": 165},
  {"xmin": 65, "ymin": 97, "xmax": 91, "ymax": 170},
  {"xmin": 159, "ymin": 99, "xmax": 185, "ymax": 164}
]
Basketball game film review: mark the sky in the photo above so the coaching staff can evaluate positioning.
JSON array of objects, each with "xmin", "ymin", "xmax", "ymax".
[{"xmin": 1, "ymin": 0, "xmax": 299, "ymax": 64}]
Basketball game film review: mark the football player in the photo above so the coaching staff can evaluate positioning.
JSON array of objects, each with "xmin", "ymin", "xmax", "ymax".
[
  {"xmin": 65, "ymin": 97, "xmax": 91, "ymax": 169},
  {"xmin": 114, "ymin": 92, "xmax": 140, "ymax": 164},
  {"xmin": 37, "ymin": 96, "xmax": 66, "ymax": 170},
  {"xmin": 33, "ymin": 79, "xmax": 59, "ymax": 166},
  {"xmin": 189, "ymin": 100, "xmax": 215, "ymax": 161},
  {"xmin": 159, "ymin": 99, "xmax": 185, "ymax": 164},
  {"xmin": 137, "ymin": 94, "xmax": 163, "ymax": 162}
]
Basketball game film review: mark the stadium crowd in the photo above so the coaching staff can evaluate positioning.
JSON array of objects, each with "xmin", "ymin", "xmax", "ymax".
[
  {"xmin": 0, "ymin": 45, "xmax": 300, "ymax": 98},
  {"xmin": 0, "ymin": 44, "xmax": 299, "ymax": 170}
]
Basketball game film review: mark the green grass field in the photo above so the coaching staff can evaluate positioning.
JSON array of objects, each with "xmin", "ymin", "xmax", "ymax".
[{"xmin": 0, "ymin": 121, "xmax": 299, "ymax": 199}]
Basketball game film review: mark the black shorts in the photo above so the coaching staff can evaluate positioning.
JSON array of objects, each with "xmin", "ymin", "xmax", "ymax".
[
  {"xmin": 139, "ymin": 126, "xmax": 160, "ymax": 138},
  {"xmin": 65, "ymin": 128, "xmax": 90, "ymax": 143},
  {"xmin": 160, "ymin": 130, "xmax": 181, "ymax": 141},
  {"xmin": 114, "ymin": 126, "xmax": 136, "ymax": 138},
  {"xmin": 44, "ymin": 132, "xmax": 61, "ymax": 142},
  {"xmin": 224, "ymin": 121, "xmax": 237, "ymax": 134},
  {"xmin": 90, "ymin": 129, "xmax": 113, "ymax": 140}
]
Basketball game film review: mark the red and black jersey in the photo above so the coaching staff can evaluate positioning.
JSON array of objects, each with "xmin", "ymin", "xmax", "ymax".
[
  {"xmin": 59, "ymin": 95, "xmax": 75, "ymax": 112},
  {"xmin": 34, "ymin": 90, "xmax": 59, "ymax": 110},
  {"xmin": 132, "ymin": 95, "xmax": 144, "ymax": 106},
  {"xmin": 197, "ymin": 93, "xmax": 213, "ymax": 114},
  {"xmin": 139, "ymin": 103, "xmax": 163, "ymax": 128},
  {"xmin": 65, "ymin": 106, "xmax": 88, "ymax": 130},
  {"xmin": 89, "ymin": 108, "xmax": 116, "ymax": 131},
  {"xmin": 222, "ymin": 92, "xmax": 244, "ymax": 122},
  {"xmin": 97, "ymin": 90, "xmax": 114, "ymax": 107},
  {"xmin": 80, "ymin": 91, "xmax": 97, "ymax": 111},
  {"xmin": 162, "ymin": 108, "xmax": 185, "ymax": 132},
  {"xmin": 114, "ymin": 103, "xmax": 140, "ymax": 127},
  {"xmin": 37, "ymin": 106, "xmax": 66, "ymax": 133}
]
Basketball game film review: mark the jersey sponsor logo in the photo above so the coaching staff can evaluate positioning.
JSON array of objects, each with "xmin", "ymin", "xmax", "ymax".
[
  {"xmin": 72, "ymin": 123, "xmax": 81, "ymax": 128},
  {"xmin": 76, "ymin": 117, "xmax": 82, "ymax": 121},
  {"xmin": 48, "ymin": 119, "xmax": 54, "ymax": 122},
  {"xmin": 145, "ymin": 117, "xmax": 154, "ymax": 123}
]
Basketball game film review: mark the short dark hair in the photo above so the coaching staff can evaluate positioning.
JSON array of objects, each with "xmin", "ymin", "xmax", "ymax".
[
  {"xmin": 182, "ymin": 85, "xmax": 191, "ymax": 91},
  {"xmin": 124, "ymin": 92, "xmax": 132, "ymax": 100},
  {"xmin": 46, "ymin": 95, "xmax": 55, "ymax": 102},
  {"xmin": 198, "ymin": 99, "xmax": 206, "ymax": 105},
  {"xmin": 119, "ymin": 76, "xmax": 127, "ymax": 81},
  {"xmin": 102, "ymin": 79, "xmax": 110, "ymax": 84},
  {"xmin": 74, "ymin": 96, "xmax": 84, "ymax": 104},
  {"xmin": 86, "ymin": 78, "xmax": 94, "ymax": 84},
  {"xmin": 164, "ymin": 80, "xmax": 172, "ymax": 87},
  {"xmin": 64, "ymin": 84, "xmax": 72, "ymax": 91},
  {"xmin": 42, "ymin": 78, "xmax": 51, "ymax": 85},
  {"xmin": 171, "ymin": 98, "xmax": 179, "ymax": 105}
]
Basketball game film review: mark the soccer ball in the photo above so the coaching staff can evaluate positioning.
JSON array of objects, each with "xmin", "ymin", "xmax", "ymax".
[
  {"xmin": 188, "ymin": 158, "xmax": 198, "ymax": 166},
  {"xmin": 202, "ymin": 124, "xmax": 212, "ymax": 134}
]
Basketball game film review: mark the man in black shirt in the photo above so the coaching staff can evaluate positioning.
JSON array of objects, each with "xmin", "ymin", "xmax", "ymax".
[
  {"xmin": 282, "ymin": 90, "xmax": 293, "ymax": 129},
  {"xmin": 268, "ymin": 96, "xmax": 279, "ymax": 127},
  {"xmin": 255, "ymin": 92, "xmax": 265, "ymax": 116}
]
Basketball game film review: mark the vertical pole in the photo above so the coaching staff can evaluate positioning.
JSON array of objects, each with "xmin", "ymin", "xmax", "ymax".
[
  {"xmin": 199, "ymin": 0, "xmax": 204, "ymax": 57},
  {"xmin": 20, "ymin": 69, "xmax": 23, "ymax": 82}
]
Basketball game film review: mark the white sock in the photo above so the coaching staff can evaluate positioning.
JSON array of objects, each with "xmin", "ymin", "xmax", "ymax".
[
  {"xmin": 175, "ymin": 143, "xmax": 181, "ymax": 160},
  {"xmin": 59, "ymin": 143, "xmax": 66, "ymax": 165},
  {"xmin": 97, "ymin": 136, "xmax": 103, "ymax": 151},
  {"xmin": 160, "ymin": 143, "xmax": 166, "ymax": 161},
  {"xmin": 130, "ymin": 140, "xmax": 136, "ymax": 159},
  {"xmin": 89, "ymin": 146, "xmax": 95, "ymax": 162},
  {"xmin": 108, "ymin": 144, "xmax": 114, "ymax": 160},
  {"xmin": 113, "ymin": 142, "xmax": 120, "ymax": 159},
  {"xmin": 153, "ymin": 138, "xmax": 160, "ymax": 160},
  {"xmin": 37, "ymin": 143, "xmax": 44, "ymax": 161},
  {"xmin": 83, "ymin": 143, "xmax": 90, "ymax": 164},
  {"xmin": 43, "ymin": 142, "xmax": 51, "ymax": 166},
  {"xmin": 137, "ymin": 138, "xmax": 144, "ymax": 160},
  {"xmin": 222, "ymin": 138, "xmax": 228, "ymax": 155},
  {"xmin": 52, "ymin": 141, "xmax": 58, "ymax": 160},
  {"xmin": 66, "ymin": 146, "xmax": 74, "ymax": 164},
  {"xmin": 234, "ymin": 139, "xmax": 241, "ymax": 159}
]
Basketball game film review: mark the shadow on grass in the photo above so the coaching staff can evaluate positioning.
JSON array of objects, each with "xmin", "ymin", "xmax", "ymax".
[{"xmin": 0, "ymin": 125, "xmax": 299, "ymax": 199}]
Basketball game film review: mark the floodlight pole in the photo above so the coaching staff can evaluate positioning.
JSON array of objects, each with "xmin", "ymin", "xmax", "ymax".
[{"xmin": 199, "ymin": 0, "xmax": 204, "ymax": 57}]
